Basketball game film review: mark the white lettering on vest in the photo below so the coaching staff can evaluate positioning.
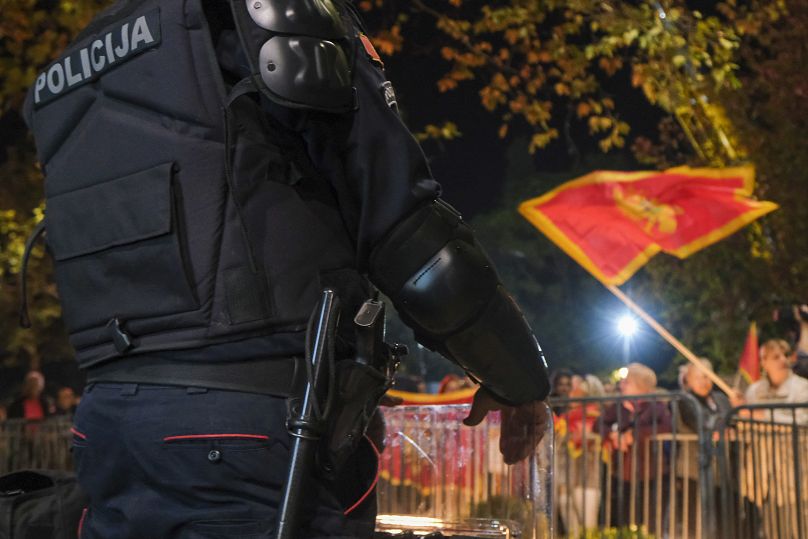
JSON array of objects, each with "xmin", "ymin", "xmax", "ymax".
[
  {"xmin": 130, "ymin": 16, "xmax": 155, "ymax": 50},
  {"xmin": 105, "ymin": 32, "xmax": 116, "ymax": 66},
  {"xmin": 114, "ymin": 23, "xmax": 130, "ymax": 58},
  {"xmin": 91, "ymin": 40, "xmax": 106, "ymax": 71},
  {"xmin": 64, "ymin": 57, "xmax": 83, "ymax": 86},
  {"xmin": 79, "ymin": 49, "xmax": 92, "ymax": 78},
  {"xmin": 34, "ymin": 74, "xmax": 47, "ymax": 104},
  {"xmin": 47, "ymin": 63, "xmax": 65, "ymax": 94},
  {"xmin": 32, "ymin": 9, "xmax": 160, "ymax": 107}
]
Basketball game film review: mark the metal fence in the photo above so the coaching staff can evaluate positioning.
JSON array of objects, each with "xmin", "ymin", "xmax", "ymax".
[
  {"xmin": 551, "ymin": 394, "xmax": 808, "ymax": 539},
  {"xmin": 0, "ymin": 416, "xmax": 74, "ymax": 475},
  {"xmin": 2, "ymin": 397, "xmax": 808, "ymax": 539},
  {"xmin": 716, "ymin": 403, "xmax": 808, "ymax": 539},
  {"xmin": 550, "ymin": 392, "xmax": 717, "ymax": 539}
]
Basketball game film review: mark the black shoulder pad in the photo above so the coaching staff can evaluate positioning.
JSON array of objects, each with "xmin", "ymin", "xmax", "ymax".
[
  {"xmin": 231, "ymin": 0, "xmax": 354, "ymax": 113},
  {"xmin": 247, "ymin": 0, "xmax": 346, "ymax": 39}
]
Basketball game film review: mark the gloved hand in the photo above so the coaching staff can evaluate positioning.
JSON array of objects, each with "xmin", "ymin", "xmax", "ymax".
[{"xmin": 462, "ymin": 386, "xmax": 550, "ymax": 464}]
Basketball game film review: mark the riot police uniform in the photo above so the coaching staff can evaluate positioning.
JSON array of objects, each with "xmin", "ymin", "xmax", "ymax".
[{"xmin": 23, "ymin": 0, "xmax": 550, "ymax": 537}]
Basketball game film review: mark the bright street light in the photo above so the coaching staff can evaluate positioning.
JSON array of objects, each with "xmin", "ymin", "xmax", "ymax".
[{"xmin": 617, "ymin": 315, "xmax": 638, "ymax": 338}]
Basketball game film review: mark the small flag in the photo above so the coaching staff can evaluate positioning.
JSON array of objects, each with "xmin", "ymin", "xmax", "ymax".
[
  {"xmin": 738, "ymin": 322, "xmax": 760, "ymax": 383},
  {"xmin": 518, "ymin": 166, "xmax": 777, "ymax": 285}
]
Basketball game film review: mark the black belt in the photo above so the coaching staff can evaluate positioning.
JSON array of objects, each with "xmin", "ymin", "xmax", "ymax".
[{"xmin": 85, "ymin": 356, "xmax": 305, "ymax": 397}]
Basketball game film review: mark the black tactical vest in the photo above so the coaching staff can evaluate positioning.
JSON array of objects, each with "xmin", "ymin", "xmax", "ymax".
[{"xmin": 24, "ymin": 0, "xmax": 366, "ymax": 368}]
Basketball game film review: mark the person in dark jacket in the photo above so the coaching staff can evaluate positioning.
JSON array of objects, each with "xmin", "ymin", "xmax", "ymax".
[
  {"xmin": 679, "ymin": 358, "xmax": 734, "ymax": 435},
  {"xmin": 22, "ymin": 0, "xmax": 551, "ymax": 537},
  {"xmin": 601, "ymin": 363, "xmax": 672, "ymax": 533}
]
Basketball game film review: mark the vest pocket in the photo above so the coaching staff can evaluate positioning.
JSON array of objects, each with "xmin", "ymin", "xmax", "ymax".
[{"xmin": 46, "ymin": 162, "xmax": 199, "ymax": 332}]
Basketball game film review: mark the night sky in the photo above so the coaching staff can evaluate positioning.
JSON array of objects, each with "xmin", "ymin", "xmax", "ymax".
[{"xmin": 381, "ymin": 39, "xmax": 664, "ymax": 219}]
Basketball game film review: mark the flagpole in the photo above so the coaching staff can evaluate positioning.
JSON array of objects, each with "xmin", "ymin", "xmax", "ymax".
[{"xmin": 606, "ymin": 284, "xmax": 736, "ymax": 396}]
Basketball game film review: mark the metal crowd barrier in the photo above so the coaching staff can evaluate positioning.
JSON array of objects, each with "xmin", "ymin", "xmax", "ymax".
[
  {"xmin": 376, "ymin": 404, "xmax": 553, "ymax": 538},
  {"xmin": 3, "ymin": 396, "xmax": 808, "ymax": 539},
  {"xmin": 0, "ymin": 416, "xmax": 74, "ymax": 475},
  {"xmin": 549, "ymin": 392, "xmax": 715, "ymax": 539},
  {"xmin": 716, "ymin": 403, "xmax": 808, "ymax": 539}
]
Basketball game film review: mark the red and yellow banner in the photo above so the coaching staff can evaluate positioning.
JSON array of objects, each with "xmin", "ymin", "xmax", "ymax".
[
  {"xmin": 518, "ymin": 166, "xmax": 777, "ymax": 285},
  {"xmin": 386, "ymin": 387, "xmax": 476, "ymax": 405},
  {"xmin": 738, "ymin": 322, "xmax": 760, "ymax": 383}
]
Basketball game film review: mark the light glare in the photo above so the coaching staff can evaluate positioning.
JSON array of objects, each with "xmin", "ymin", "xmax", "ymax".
[{"xmin": 617, "ymin": 315, "xmax": 638, "ymax": 337}]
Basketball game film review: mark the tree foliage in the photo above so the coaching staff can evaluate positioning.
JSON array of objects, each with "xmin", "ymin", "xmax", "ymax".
[
  {"xmin": 632, "ymin": 0, "xmax": 808, "ymax": 372},
  {"xmin": 363, "ymin": 0, "xmax": 803, "ymax": 375},
  {"xmin": 361, "ymin": 0, "xmax": 784, "ymax": 153},
  {"xmin": 0, "ymin": 0, "xmax": 111, "ymax": 367}
]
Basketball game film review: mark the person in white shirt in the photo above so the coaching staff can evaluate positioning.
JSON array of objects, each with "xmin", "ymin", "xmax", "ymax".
[{"xmin": 745, "ymin": 339, "xmax": 808, "ymax": 424}]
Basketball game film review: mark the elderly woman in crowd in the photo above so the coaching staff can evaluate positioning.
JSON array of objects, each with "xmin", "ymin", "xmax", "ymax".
[
  {"xmin": 679, "ymin": 358, "xmax": 738, "ymax": 435},
  {"xmin": 676, "ymin": 358, "xmax": 736, "ymax": 537},
  {"xmin": 600, "ymin": 363, "xmax": 672, "ymax": 531}
]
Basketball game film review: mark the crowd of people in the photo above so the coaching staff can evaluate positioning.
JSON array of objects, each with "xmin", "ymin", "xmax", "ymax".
[
  {"xmin": 0, "ymin": 370, "xmax": 79, "ymax": 422},
  {"xmin": 548, "ymin": 329, "xmax": 808, "ymax": 537}
]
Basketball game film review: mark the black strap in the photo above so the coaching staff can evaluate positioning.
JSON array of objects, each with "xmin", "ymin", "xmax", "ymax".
[
  {"xmin": 85, "ymin": 356, "xmax": 304, "ymax": 397},
  {"xmin": 18, "ymin": 220, "xmax": 47, "ymax": 329},
  {"xmin": 0, "ymin": 495, "xmax": 15, "ymax": 539},
  {"xmin": 226, "ymin": 76, "xmax": 259, "ymax": 107}
]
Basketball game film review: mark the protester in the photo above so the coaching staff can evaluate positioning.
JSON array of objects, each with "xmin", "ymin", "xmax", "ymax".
[
  {"xmin": 745, "ymin": 339, "xmax": 808, "ymax": 424},
  {"xmin": 557, "ymin": 374, "xmax": 606, "ymax": 537},
  {"xmin": 53, "ymin": 387, "xmax": 78, "ymax": 417},
  {"xmin": 737, "ymin": 339, "xmax": 808, "ymax": 536},
  {"xmin": 550, "ymin": 368, "xmax": 574, "ymax": 414},
  {"xmin": 601, "ymin": 363, "xmax": 672, "ymax": 531},
  {"xmin": 679, "ymin": 359, "xmax": 735, "ymax": 434},
  {"xmin": 7, "ymin": 371, "xmax": 53, "ymax": 420},
  {"xmin": 676, "ymin": 358, "xmax": 733, "ymax": 537}
]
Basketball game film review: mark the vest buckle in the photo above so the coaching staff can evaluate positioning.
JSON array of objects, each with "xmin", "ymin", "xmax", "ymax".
[{"xmin": 107, "ymin": 318, "xmax": 134, "ymax": 353}]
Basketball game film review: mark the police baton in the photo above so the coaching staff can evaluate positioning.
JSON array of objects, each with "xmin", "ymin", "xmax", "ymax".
[{"xmin": 276, "ymin": 289, "xmax": 339, "ymax": 539}]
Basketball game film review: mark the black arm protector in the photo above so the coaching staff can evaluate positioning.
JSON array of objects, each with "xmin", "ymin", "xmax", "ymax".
[{"xmin": 369, "ymin": 200, "xmax": 550, "ymax": 405}]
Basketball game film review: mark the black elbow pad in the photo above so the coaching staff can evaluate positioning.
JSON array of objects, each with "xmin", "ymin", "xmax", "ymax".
[{"xmin": 369, "ymin": 200, "xmax": 550, "ymax": 404}]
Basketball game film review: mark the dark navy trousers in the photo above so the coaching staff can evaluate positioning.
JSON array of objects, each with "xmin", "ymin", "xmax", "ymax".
[{"xmin": 72, "ymin": 384, "xmax": 378, "ymax": 538}]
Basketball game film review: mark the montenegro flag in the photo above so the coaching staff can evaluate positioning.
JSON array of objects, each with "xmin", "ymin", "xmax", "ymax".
[
  {"xmin": 738, "ymin": 322, "xmax": 760, "ymax": 383},
  {"xmin": 518, "ymin": 166, "xmax": 777, "ymax": 285}
]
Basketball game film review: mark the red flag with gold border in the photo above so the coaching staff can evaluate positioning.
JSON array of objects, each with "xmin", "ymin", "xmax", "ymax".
[
  {"xmin": 518, "ymin": 166, "xmax": 777, "ymax": 285},
  {"xmin": 738, "ymin": 322, "xmax": 760, "ymax": 383}
]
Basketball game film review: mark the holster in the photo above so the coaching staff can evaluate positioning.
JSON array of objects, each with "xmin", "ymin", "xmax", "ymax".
[
  {"xmin": 319, "ymin": 298, "xmax": 402, "ymax": 479},
  {"xmin": 320, "ymin": 359, "xmax": 391, "ymax": 478}
]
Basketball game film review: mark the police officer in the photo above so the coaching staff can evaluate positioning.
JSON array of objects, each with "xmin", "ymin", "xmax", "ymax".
[{"xmin": 23, "ymin": 0, "xmax": 551, "ymax": 536}]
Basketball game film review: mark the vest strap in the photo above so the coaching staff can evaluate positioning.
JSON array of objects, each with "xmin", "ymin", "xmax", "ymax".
[
  {"xmin": 226, "ymin": 77, "xmax": 259, "ymax": 107},
  {"xmin": 18, "ymin": 220, "xmax": 47, "ymax": 329}
]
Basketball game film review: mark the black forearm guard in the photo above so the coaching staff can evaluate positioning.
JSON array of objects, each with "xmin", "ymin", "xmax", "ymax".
[{"xmin": 369, "ymin": 200, "xmax": 550, "ymax": 405}]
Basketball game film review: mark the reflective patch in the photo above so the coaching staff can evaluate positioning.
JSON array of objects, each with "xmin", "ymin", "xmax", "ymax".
[
  {"xmin": 381, "ymin": 81, "xmax": 397, "ymax": 109},
  {"xmin": 33, "ymin": 9, "xmax": 161, "ymax": 108}
]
